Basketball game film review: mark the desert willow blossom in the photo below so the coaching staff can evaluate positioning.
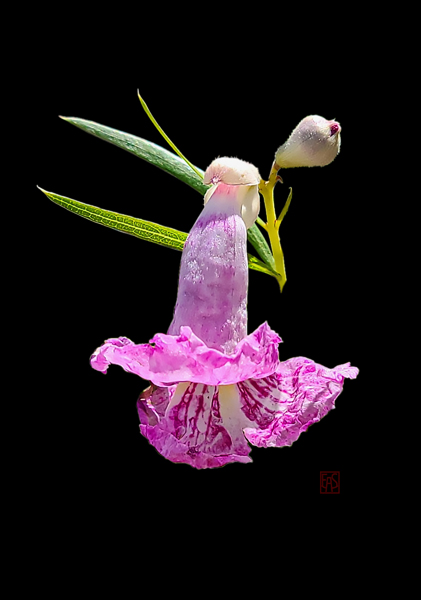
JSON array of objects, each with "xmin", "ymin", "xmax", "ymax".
[{"xmin": 90, "ymin": 156, "xmax": 358, "ymax": 469}]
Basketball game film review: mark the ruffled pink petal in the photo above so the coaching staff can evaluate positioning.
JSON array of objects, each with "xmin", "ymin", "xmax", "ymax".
[
  {"xmin": 133, "ymin": 358, "xmax": 358, "ymax": 467},
  {"xmin": 242, "ymin": 358, "xmax": 359, "ymax": 448},
  {"xmin": 90, "ymin": 322, "xmax": 282, "ymax": 386},
  {"xmin": 137, "ymin": 383, "xmax": 252, "ymax": 468}
]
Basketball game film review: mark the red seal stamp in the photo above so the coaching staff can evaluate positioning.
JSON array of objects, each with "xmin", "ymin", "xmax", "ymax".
[{"xmin": 320, "ymin": 471, "xmax": 340, "ymax": 494}]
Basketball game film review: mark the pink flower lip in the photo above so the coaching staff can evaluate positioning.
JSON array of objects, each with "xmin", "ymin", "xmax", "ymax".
[
  {"xmin": 91, "ymin": 322, "xmax": 358, "ymax": 469},
  {"xmin": 91, "ymin": 322, "xmax": 282, "ymax": 387}
]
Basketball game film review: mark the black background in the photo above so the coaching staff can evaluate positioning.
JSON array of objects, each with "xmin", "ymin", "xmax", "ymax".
[{"xmin": 26, "ymin": 17, "xmax": 379, "ymax": 548}]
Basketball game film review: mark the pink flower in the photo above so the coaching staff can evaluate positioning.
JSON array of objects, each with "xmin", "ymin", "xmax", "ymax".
[{"xmin": 90, "ymin": 157, "xmax": 358, "ymax": 468}]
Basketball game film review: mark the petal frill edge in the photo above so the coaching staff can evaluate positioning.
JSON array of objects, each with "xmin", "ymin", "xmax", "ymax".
[
  {"xmin": 90, "ymin": 322, "xmax": 282, "ymax": 386},
  {"xmin": 242, "ymin": 357, "xmax": 359, "ymax": 448}
]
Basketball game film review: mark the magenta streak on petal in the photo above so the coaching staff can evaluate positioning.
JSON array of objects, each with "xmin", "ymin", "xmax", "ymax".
[
  {"xmin": 237, "ymin": 378, "xmax": 279, "ymax": 428},
  {"xmin": 243, "ymin": 358, "xmax": 359, "ymax": 448},
  {"xmin": 170, "ymin": 385, "xmax": 232, "ymax": 453},
  {"xmin": 167, "ymin": 183, "xmax": 248, "ymax": 354},
  {"xmin": 137, "ymin": 382, "xmax": 252, "ymax": 468}
]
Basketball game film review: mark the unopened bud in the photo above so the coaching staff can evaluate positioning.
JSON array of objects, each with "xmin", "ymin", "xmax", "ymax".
[
  {"xmin": 203, "ymin": 157, "xmax": 261, "ymax": 229},
  {"xmin": 275, "ymin": 116, "xmax": 341, "ymax": 169},
  {"xmin": 203, "ymin": 157, "xmax": 261, "ymax": 186}
]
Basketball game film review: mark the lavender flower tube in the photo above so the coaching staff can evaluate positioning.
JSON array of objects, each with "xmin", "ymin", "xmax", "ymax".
[{"xmin": 168, "ymin": 159, "xmax": 261, "ymax": 353}]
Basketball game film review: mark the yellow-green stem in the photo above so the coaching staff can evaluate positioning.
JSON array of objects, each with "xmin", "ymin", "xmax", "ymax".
[{"xmin": 259, "ymin": 168, "xmax": 287, "ymax": 291}]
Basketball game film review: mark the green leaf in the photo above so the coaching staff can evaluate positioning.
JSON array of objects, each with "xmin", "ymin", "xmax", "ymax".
[
  {"xmin": 39, "ymin": 187, "xmax": 186, "ymax": 250},
  {"xmin": 38, "ymin": 187, "xmax": 280, "ymax": 279},
  {"xmin": 137, "ymin": 91, "xmax": 204, "ymax": 181},
  {"xmin": 246, "ymin": 254, "xmax": 280, "ymax": 278},
  {"xmin": 59, "ymin": 116, "xmax": 275, "ymax": 271},
  {"xmin": 59, "ymin": 116, "xmax": 209, "ymax": 196},
  {"xmin": 247, "ymin": 223, "xmax": 277, "ymax": 271}
]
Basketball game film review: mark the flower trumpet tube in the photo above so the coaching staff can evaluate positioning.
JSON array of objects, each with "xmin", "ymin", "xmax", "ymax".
[{"xmin": 91, "ymin": 157, "xmax": 358, "ymax": 469}]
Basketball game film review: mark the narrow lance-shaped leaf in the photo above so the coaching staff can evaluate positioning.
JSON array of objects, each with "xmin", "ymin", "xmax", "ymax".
[
  {"xmin": 38, "ymin": 187, "xmax": 280, "ymax": 279},
  {"xmin": 59, "ymin": 116, "xmax": 209, "ymax": 195},
  {"xmin": 247, "ymin": 223, "xmax": 277, "ymax": 271},
  {"xmin": 59, "ymin": 116, "xmax": 275, "ymax": 271}
]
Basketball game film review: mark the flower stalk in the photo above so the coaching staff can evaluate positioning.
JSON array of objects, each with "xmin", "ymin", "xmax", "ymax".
[{"xmin": 258, "ymin": 164, "xmax": 292, "ymax": 292}]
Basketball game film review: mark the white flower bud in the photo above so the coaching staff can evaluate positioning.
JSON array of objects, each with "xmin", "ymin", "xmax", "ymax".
[
  {"xmin": 203, "ymin": 157, "xmax": 261, "ymax": 229},
  {"xmin": 275, "ymin": 115, "xmax": 341, "ymax": 169},
  {"xmin": 203, "ymin": 157, "xmax": 261, "ymax": 186}
]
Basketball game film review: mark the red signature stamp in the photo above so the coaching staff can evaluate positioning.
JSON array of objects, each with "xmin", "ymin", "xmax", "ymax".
[{"xmin": 320, "ymin": 471, "xmax": 340, "ymax": 494}]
